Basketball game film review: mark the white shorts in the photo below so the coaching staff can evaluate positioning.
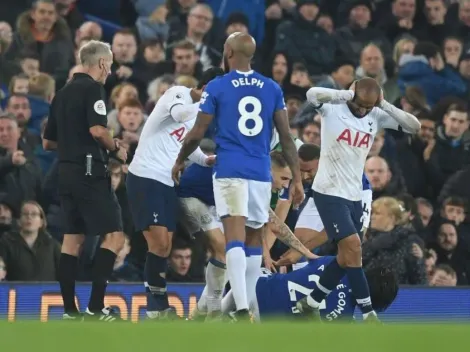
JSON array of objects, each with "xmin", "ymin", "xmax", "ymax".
[
  {"xmin": 213, "ymin": 176, "xmax": 271, "ymax": 229},
  {"xmin": 295, "ymin": 198, "xmax": 324, "ymax": 232},
  {"xmin": 179, "ymin": 197, "xmax": 221, "ymax": 236}
]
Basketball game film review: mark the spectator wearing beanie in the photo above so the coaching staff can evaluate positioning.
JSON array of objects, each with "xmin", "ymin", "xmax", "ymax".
[
  {"xmin": 135, "ymin": 0, "xmax": 170, "ymax": 42},
  {"xmin": 335, "ymin": 0, "xmax": 392, "ymax": 64},
  {"xmin": 316, "ymin": 59, "xmax": 356, "ymax": 89}
]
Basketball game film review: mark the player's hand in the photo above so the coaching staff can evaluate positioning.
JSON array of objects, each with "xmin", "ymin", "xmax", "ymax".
[
  {"xmin": 11, "ymin": 150, "xmax": 26, "ymax": 166},
  {"xmin": 205, "ymin": 155, "xmax": 216, "ymax": 166},
  {"xmin": 289, "ymin": 180, "xmax": 304, "ymax": 209},
  {"xmin": 423, "ymin": 138, "xmax": 436, "ymax": 161},
  {"xmin": 376, "ymin": 88, "xmax": 384, "ymax": 106},
  {"xmin": 122, "ymin": 131, "xmax": 139, "ymax": 144},
  {"xmin": 116, "ymin": 147, "xmax": 127, "ymax": 163},
  {"xmin": 172, "ymin": 159, "xmax": 185, "ymax": 185},
  {"xmin": 275, "ymin": 249, "xmax": 302, "ymax": 266},
  {"xmin": 263, "ymin": 253, "xmax": 277, "ymax": 273}
]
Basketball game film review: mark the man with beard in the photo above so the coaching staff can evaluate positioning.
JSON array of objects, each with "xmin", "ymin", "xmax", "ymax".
[
  {"xmin": 173, "ymin": 32, "xmax": 303, "ymax": 321},
  {"xmin": 5, "ymin": 94, "xmax": 41, "ymax": 155}
]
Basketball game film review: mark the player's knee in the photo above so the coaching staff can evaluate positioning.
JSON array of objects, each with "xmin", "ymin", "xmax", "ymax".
[
  {"xmin": 145, "ymin": 226, "xmax": 172, "ymax": 257},
  {"xmin": 102, "ymin": 231, "xmax": 126, "ymax": 253},
  {"xmin": 207, "ymin": 229, "xmax": 226, "ymax": 262},
  {"xmin": 338, "ymin": 234, "xmax": 362, "ymax": 266},
  {"xmin": 61, "ymin": 234, "xmax": 85, "ymax": 256}
]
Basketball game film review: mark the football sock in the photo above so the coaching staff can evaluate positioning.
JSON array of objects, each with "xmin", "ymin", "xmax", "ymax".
[
  {"xmin": 58, "ymin": 253, "xmax": 79, "ymax": 314},
  {"xmin": 144, "ymin": 252, "xmax": 170, "ymax": 313},
  {"xmin": 226, "ymin": 241, "xmax": 248, "ymax": 311},
  {"xmin": 345, "ymin": 267, "xmax": 374, "ymax": 315},
  {"xmin": 245, "ymin": 246, "xmax": 262, "ymax": 305},
  {"xmin": 88, "ymin": 248, "xmax": 116, "ymax": 312},
  {"xmin": 310, "ymin": 257, "xmax": 346, "ymax": 306},
  {"xmin": 204, "ymin": 258, "xmax": 226, "ymax": 312}
]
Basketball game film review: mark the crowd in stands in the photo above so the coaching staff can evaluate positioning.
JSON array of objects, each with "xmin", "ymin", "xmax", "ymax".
[{"xmin": 0, "ymin": 0, "xmax": 469, "ymax": 287}]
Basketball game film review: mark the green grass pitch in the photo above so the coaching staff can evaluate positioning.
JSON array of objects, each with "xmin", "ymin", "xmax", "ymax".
[{"xmin": 0, "ymin": 321, "xmax": 467, "ymax": 352}]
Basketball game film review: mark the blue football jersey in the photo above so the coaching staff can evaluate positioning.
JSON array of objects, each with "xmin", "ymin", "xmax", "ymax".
[
  {"xmin": 256, "ymin": 256, "xmax": 356, "ymax": 321},
  {"xmin": 199, "ymin": 70, "xmax": 286, "ymax": 181},
  {"xmin": 176, "ymin": 164, "xmax": 215, "ymax": 206}
]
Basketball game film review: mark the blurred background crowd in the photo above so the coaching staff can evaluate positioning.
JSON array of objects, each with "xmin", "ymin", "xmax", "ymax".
[{"xmin": 0, "ymin": 0, "xmax": 469, "ymax": 288}]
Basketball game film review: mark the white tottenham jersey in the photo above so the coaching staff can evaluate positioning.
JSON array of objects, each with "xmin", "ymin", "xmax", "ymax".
[
  {"xmin": 129, "ymin": 86, "xmax": 197, "ymax": 187},
  {"xmin": 311, "ymin": 92, "xmax": 405, "ymax": 201}
]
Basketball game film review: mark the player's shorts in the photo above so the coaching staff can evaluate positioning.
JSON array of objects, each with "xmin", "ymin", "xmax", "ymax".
[
  {"xmin": 213, "ymin": 176, "xmax": 271, "ymax": 229},
  {"xmin": 58, "ymin": 169, "xmax": 123, "ymax": 236},
  {"xmin": 126, "ymin": 172, "xmax": 177, "ymax": 232},
  {"xmin": 295, "ymin": 198, "xmax": 324, "ymax": 232},
  {"xmin": 313, "ymin": 190, "xmax": 362, "ymax": 241},
  {"xmin": 179, "ymin": 197, "xmax": 221, "ymax": 235}
]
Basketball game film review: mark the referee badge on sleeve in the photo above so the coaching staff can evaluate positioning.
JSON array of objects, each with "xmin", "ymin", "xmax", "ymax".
[{"xmin": 94, "ymin": 100, "xmax": 107, "ymax": 115}]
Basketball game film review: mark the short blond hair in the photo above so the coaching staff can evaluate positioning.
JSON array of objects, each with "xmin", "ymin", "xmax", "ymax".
[
  {"xmin": 29, "ymin": 73, "xmax": 55, "ymax": 101},
  {"xmin": 175, "ymin": 75, "xmax": 198, "ymax": 88},
  {"xmin": 372, "ymin": 197, "xmax": 407, "ymax": 225}
]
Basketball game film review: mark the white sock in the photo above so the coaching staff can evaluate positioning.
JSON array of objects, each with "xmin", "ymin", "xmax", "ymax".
[
  {"xmin": 197, "ymin": 286, "xmax": 208, "ymax": 312},
  {"xmin": 245, "ymin": 248, "xmax": 262, "ymax": 306},
  {"xmin": 226, "ymin": 246, "xmax": 248, "ymax": 311},
  {"xmin": 204, "ymin": 259, "xmax": 226, "ymax": 312},
  {"xmin": 221, "ymin": 290, "xmax": 236, "ymax": 314}
]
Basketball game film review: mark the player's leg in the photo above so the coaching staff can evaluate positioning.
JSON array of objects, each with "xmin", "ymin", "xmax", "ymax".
[
  {"xmin": 81, "ymin": 180, "xmax": 125, "ymax": 320},
  {"xmin": 58, "ymin": 194, "xmax": 86, "ymax": 320},
  {"xmin": 336, "ymin": 201, "xmax": 377, "ymax": 320},
  {"xmin": 180, "ymin": 198, "xmax": 227, "ymax": 317},
  {"xmin": 245, "ymin": 180, "xmax": 272, "ymax": 311},
  {"xmin": 213, "ymin": 177, "xmax": 249, "ymax": 313},
  {"xmin": 126, "ymin": 173, "xmax": 176, "ymax": 319}
]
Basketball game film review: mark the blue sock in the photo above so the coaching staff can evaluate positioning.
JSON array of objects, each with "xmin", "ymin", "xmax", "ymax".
[
  {"xmin": 345, "ymin": 267, "xmax": 374, "ymax": 315},
  {"xmin": 311, "ymin": 258, "xmax": 346, "ymax": 303},
  {"xmin": 145, "ymin": 252, "xmax": 169, "ymax": 312}
]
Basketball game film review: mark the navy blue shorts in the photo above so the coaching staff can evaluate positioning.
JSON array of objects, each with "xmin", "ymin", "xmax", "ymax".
[
  {"xmin": 126, "ymin": 172, "xmax": 177, "ymax": 232},
  {"xmin": 313, "ymin": 190, "xmax": 362, "ymax": 241}
]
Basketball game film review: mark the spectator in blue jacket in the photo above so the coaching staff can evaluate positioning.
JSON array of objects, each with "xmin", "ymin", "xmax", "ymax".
[{"xmin": 397, "ymin": 41, "xmax": 467, "ymax": 107}]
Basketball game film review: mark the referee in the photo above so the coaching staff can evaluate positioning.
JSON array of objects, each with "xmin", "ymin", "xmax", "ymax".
[{"xmin": 43, "ymin": 40, "xmax": 127, "ymax": 322}]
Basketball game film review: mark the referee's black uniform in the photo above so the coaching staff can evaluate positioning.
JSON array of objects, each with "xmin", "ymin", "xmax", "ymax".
[{"xmin": 44, "ymin": 73, "xmax": 123, "ymax": 237}]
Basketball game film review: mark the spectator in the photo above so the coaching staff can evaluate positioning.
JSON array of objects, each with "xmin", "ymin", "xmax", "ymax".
[
  {"xmin": 175, "ymin": 75, "xmax": 198, "ymax": 88},
  {"xmin": 432, "ymin": 221, "xmax": 470, "ymax": 285},
  {"xmin": 459, "ymin": 49, "xmax": 470, "ymax": 94},
  {"xmin": 316, "ymin": 59, "xmax": 356, "ymax": 90},
  {"xmin": 74, "ymin": 21, "xmax": 102, "ymax": 48},
  {"xmin": 379, "ymin": 0, "xmax": 426, "ymax": 43},
  {"xmin": 135, "ymin": 0, "xmax": 170, "ymax": 42},
  {"xmin": 169, "ymin": 40, "xmax": 203, "ymax": 80},
  {"xmin": 0, "ymin": 197, "xmax": 15, "ymax": 237},
  {"xmin": 429, "ymin": 263, "xmax": 458, "ymax": 286},
  {"xmin": 335, "ymin": 1, "xmax": 392, "ymax": 64},
  {"xmin": 0, "ymin": 201, "xmax": 60, "ymax": 281},
  {"xmin": 425, "ymin": 104, "xmax": 470, "ymax": 194},
  {"xmin": 4, "ymin": 94, "xmax": 41, "ymax": 154},
  {"xmin": 111, "ymin": 235, "xmax": 142, "ymax": 282},
  {"xmin": 167, "ymin": 240, "xmax": 194, "ymax": 282},
  {"xmin": 299, "ymin": 120, "xmax": 321, "ymax": 145},
  {"xmin": 290, "ymin": 63, "xmax": 312, "ymax": 88},
  {"xmin": 0, "ymin": 114, "xmax": 43, "ymax": 213},
  {"xmin": 363, "ymin": 197, "xmax": 427, "ymax": 285},
  {"xmin": 6, "ymin": 0, "xmax": 74, "ymax": 89},
  {"xmin": 397, "ymin": 41, "xmax": 467, "ymax": 106},
  {"xmin": 275, "ymin": 0, "xmax": 336, "ymax": 76},
  {"xmin": 440, "ymin": 196, "xmax": 467, "ymax": 226},
  {"xmin": 423, "ymin": 0, "xmax": 453, "ymax": 46},
  {"xmin": 442, "ymin": 36, "xmax": 464, "ymax": 69},
  {"xmin": 28, "ymin": 72, "xmax": 56, "ymax": 137},
  {"xmin": 356, "ymin": 44, "xmax": 388, "ymax": 85},
  {"xmin": 8, "ymin": 74, "xmax": 30, "ymax": 95},
  {"xmin": 145, "ymin": 74, "xmax": 175, "ymax": 114},
  {"xmin": 265, "ymin": 51, "xmax": 292, "ymax": 87},
  {"xmin": 365, "ymin": 156, "xmax": 407, "ymax": 200},
  {"xmin": 0, "ymin": 22, "xmax": 22, "ymax": 87},
  {"xmin": 416, "ymin": 197, "xmax": 434, "ymax": 228},
  {"xmin": 55, "ymin": 0, "xmax": 85, "ymax": 35},
  {"xmin": 454, "ymin": 0, "xmax": 470, "ymax": 46},
  {"xmin": 18, "ymin": 51, "xmax": 40, "ymax": 78},
  {"xmin": 424, "ymin": 249, "xmax": 437, "ymax": 281},
  {"xmin": 225, "ymin": 12, "xmax": 250, "ymax": 37},
  {"xmin": 438, "ymin": 164, "xmax": 470, "ymax": 212}
]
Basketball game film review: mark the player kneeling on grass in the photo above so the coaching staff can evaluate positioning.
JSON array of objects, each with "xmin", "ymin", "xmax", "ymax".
[{"xmin": 223, "ymin": 256, "xmax": 398, "ymax": 322}]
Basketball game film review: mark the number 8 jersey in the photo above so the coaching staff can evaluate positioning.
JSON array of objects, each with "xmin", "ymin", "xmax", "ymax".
[{"xmin": 199, "ymin": 70, "xmax": 286, "ymax": 182}]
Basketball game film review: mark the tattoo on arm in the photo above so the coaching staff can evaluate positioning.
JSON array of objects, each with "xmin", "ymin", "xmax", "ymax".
[{"xmin": 268, "ymin": 208, "xmax": 311, "ymax": 257}]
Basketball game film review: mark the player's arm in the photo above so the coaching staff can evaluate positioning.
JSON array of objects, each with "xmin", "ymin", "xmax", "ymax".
[
  {"xmin": 273, "ymin": 108, "xmax": 300, "ymax": 182},
  {"xmin": 175, "ymin": 86, "xmax": 216, "ymax": 164},
  {"xmin": 306, "ymin": 87, "xmax": 354, "ymax": 106},
  {"xmin": 268, "ymin": 208, "xmax": 317, "ymax": 259},
  {"xmin": 43, "ymin": 97, "xmax": 58, "ymax": 150},
  {"xmin": 87, "ymin": 85, "xmax": 119, "ymax": 152},
  {"xmin": 170, "ymin": 103, "xmax": 200, "ymax": 122},
  {"xmin": 187, "ymin": 147, "xmax": 210, "ymax": 166},
  {"xmin": 376, "ymin": 99, "xmax": 421, "ymax": 134}
]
